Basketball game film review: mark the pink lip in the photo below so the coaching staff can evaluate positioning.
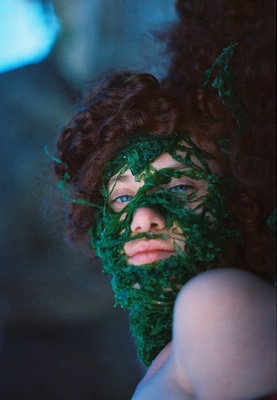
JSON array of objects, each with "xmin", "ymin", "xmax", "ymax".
[
  {"xmin": 128, "ymin": 250, "xmax": 175, "ymax": 265},
  {"xmin": 125, "ymin": 240, "xmax": 176, "ymax": 266}
]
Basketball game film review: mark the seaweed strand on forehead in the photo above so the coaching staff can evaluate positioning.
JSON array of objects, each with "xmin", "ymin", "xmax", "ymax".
[{"xmin": 104, "ymin": 130, "xmax": 215, "ymax": 181}]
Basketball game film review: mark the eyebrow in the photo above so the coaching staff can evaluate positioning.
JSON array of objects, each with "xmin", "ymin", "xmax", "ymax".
[
  {"xmin": 172, "ymin": 159, "xmax": 206, "ymax": 171},
  {"xmin": 108, "ymin": 174, "xmax": 132, "ymax": 187},
  {"xmin": 157, "ymin": 162, "xmax": 201, "ymax": 172},
  {"xmin": 108, "ymin": 163, "xmax": 194, "ymax": 188},
  {"xmin": 165, "ymin": 162, "xmax": 188, "ymax": 170}
]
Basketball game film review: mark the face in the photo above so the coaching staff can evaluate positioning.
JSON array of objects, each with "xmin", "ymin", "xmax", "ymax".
[
  {"xmin": 107, "ymin": 150, "xmax": 209, "ymax": 266},
  {"xmin": 90, "ymin": 131, "xmax": 240, "ymax": 366}
]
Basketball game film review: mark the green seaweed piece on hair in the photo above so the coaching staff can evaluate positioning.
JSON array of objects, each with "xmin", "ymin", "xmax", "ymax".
[
  {"xmin": 202, "ymin": 41, "xmax": 248, "ymax": 133},
  {"xmin": 266, "ymin": 208, "xmax": 276, "ymax": 236},
  {"xmin": 45, "ymin": 146, "xmax": 102, "ymax": 209}
]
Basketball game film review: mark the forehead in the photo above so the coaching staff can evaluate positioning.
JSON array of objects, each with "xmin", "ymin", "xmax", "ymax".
[
  {"xmin": 108, "ymin": 151, "xmax": 183, "ymax": 186},
  {"xmin": 150, "ymin": 146, "xmax": 212, "ymax": 171},
  {"xmin": 151, "ymin": 151, "xmax": 184, "ymax": 170},
  {"xmin": 104, "ymin": 132, "xmax": 221, "ymax": 187},
  {"xmin": 107, "ymin": 143, "xmax": 220, "ymax": 189}
]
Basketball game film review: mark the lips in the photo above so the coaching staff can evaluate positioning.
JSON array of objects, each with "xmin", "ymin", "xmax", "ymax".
[{"xmin": 124, "ymin": 239, "xmax": 176, "ymax": 266}]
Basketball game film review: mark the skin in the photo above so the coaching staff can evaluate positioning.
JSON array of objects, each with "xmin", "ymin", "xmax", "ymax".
[
  {"xmin": 108, "ymin": 151, "xmax": 209, "ymax": 265},
  {"xmin": 132, "ymin": 269, "xmax": 276, "ymax": 399},
  {"xmin": 107, "ymin": 149, "xmax": 276, "ymax": 400}
]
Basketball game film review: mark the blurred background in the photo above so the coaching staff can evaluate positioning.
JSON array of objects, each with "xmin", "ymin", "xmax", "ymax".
[{"xmin": 0, "ymin": 0, "xmax": 177, "ymax": 399}]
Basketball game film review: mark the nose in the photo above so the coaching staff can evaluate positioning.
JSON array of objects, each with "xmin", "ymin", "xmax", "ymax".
[{"xmin": 130, "ymin": 207, "xmax": 166, "ymax": 233}]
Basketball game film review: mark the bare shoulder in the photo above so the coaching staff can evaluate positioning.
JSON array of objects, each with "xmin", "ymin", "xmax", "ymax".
[
  {"xmin": 132, "ymin": 269, "xmax": 276, "ymax": 399},
  {"xmin": 174, "ymin": 268, "xmax": 276, "ymax": 326},
  {"xmin": 172, "ymin": 268, "xmax": 276, "ymax": 400}
]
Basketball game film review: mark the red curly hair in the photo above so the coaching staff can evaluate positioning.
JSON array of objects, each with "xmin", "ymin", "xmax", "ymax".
[{"xmin": 53, "ymin": 0, "xmax": 275, "ymax": 283}]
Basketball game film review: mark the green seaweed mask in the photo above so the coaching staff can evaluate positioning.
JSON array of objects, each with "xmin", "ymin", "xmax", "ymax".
[{"xmin": 90, "ymin": 131, "xmax": 241, "ymax": 366}]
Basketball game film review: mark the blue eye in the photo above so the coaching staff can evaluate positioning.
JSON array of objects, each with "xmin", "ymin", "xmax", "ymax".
[
  {"xmin": 170, "ymin": 185, "xmax": 191, "ymax": 194},
  {"xmin": 114, "ymin": 194, "xmax": 133, "ymax": 203}
]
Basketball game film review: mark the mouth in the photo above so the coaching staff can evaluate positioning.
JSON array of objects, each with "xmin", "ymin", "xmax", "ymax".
[
  {"xmin": 127, "ymin": 250, "xmax": 175, "ymax": 265},
  {"xmin": 125, "ymin": 239, "xmax": 176, "ymax": 266}
]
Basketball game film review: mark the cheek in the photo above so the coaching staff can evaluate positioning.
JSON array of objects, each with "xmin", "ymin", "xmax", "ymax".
[
  {"xmin": 172, "ymin": 223, "xmax": 183, "ymax": 237},
  {"xmin": 172, "ymin": 235, "xmax": 186, "ymax": 252},
  {"xmin": 117, "ymin": 213, "xmax": 128, "ymax": 236},
  {"xmin": 119, "ymin": 212, "xmax": 127, "ymax": 221},
  {"xmin": 187, "ymin": 184, "xmax": 209, "ymax": 213}
]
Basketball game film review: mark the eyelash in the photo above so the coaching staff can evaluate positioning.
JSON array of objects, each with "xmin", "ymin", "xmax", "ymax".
[
  {"xmin": 169, "ymin": 184, "xmax": 193, "ymax": 194},
  {"xmin": 112, "ymin": 194, "xmax": 133, "ymax": 203}
]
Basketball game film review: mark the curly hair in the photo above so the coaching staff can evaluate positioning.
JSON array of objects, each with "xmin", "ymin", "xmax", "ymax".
[
  {"xmin": 162, "ymin": 1, "xmax": 275, "ymax": 109},
  {"xmin": 54, "ymin": 72, "xmax": 234, "ymax": 226},
  {"xmin": 53, "ymin": 1, "xmax": 275, "ymax": 283}
]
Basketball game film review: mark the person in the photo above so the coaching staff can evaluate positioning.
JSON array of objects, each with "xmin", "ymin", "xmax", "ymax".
[
  {"xmin": 50, "ymin": 1, "xmax": 276, "ymax": 398},
  {"xmin": 50, "ymin": 63, "xmax": 276, "ymax": 398}
]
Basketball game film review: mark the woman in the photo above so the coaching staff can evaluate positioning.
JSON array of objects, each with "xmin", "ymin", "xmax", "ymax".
[{"xmin": 51, "ymin": 68, "xmax": 276, "ymax": 398}]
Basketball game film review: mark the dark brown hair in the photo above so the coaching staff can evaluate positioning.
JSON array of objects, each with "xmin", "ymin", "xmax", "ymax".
[{"xmin": 158, "ymin": 0, "xmax": 276, "ymax": 281}]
